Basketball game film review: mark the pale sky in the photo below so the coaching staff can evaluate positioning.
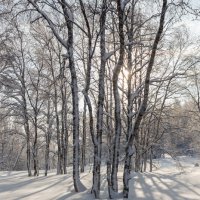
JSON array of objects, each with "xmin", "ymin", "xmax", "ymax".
[{"xmin": 184, "ymin": 0, "xmax": 200, "ymax": 38}]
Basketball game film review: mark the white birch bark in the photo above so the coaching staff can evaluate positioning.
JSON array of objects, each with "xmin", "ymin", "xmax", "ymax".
[
  {"xmin": 27, "ymin": 0, "xmax": 83, "ymax": 191},
  {"xmin": 110, "ymin": 0, "xmax": 125, "ymax": 195},
  {"xmin": 91, "ymin": 1, "xmax": 107, "ymax": 198},
  {"xmin": 123, "ymin": 0, "xmax": 168, "ymax": 197}
]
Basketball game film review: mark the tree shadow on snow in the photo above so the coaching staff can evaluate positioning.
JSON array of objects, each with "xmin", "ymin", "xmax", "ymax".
[
  {"xmin": 13, "ymin": 175, "xmax": 69, "ymax": 200},
  {"xmin": 0, "ymin": 176, "xmax": 48, "ymax": 193},
  {"xmin": 130, "ymin": 172, "xmax": 200, "ymax": 200}
]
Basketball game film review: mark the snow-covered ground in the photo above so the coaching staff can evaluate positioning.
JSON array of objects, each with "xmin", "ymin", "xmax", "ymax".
[
  {"xmin": 0, "ymin": 156, "xmax": 200, "ymax": 200},
  {"xmin": 129, "ymin": 156, "xmax": 200, "ymax": 200}
]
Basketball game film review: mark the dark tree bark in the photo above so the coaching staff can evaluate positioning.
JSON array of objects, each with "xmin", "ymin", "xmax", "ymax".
[
  {"xmin": 45, "ymin": 94, "xmax": 53, "ymax": 176},
  {"xmin": 110, "ymin": 0, "xmax": 125, "ymax": 195},
  {"xmin": 123, "ymin": 0, "xmax": 168, "ymax": 197},
  {"xmin": 60, "ymin": 1, "xmax": 82, "ymax": 191},
  {"xmin": 81, "ymin": 100, "xmax": 86, "ymax": 173},
  {"xmin": 91, "ymin": 1, "xmax": 107, "ymax": 198}
]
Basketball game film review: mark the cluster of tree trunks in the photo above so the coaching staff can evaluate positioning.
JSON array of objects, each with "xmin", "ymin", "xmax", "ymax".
[{"xmin": 2, "ymin": 0, "xmax": 200, "ymax": 199}]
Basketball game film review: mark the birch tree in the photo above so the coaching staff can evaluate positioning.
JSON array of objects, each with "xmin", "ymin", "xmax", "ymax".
[
  {"xmin": 123, "ymin": 0, "xmax": 168, "ymax": 197},
  {"xmin": 24, "ymin": 0, "xmax": 83, "ymax": 191}
]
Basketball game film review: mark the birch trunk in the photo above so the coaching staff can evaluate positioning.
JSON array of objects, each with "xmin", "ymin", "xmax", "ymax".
[
  {"xmin": 61, "ymin": 1, "xmax": 81, "ymax": 191},
  {"xmin": 45, "ymin": 139, "xmax": 50, "ymax": 176},
  {"xmin": 150, "ymin": 146, "xmax": 153, "ymax": 172},
  {"xmin": 45, "ymin": 97, "xmax": 52, "ymax": 176},
  {"xmin": 62, "ymin": 85, "xmax": 68, "ymax": 174},
  {"xmin": 123, "ymin": 0, "xmax": 135, "ymax": 194},
  {"xmin": 33, "ymin": 116, "xmax": 39, "ymax": 176},
  {"xmin": 123, "ymin": 0, "xmax": 168, "ymax": 197},
  {"xmin": 21, "ymin": 44, "xmax": 32, "ymax": 177},
  {"xmin": 24, "ymin": 115, "xmax": 32, "ymax": 177},
  {"xmin": 110, "ymin": 0, "xmax": 125, "ymax": 194},
  {"xmin": 91, "ymin": 1, "xmax": 107, "ymax": 198},
  {"xmin": 81, "ymin": 100, "xmax": 86, "ymax": 173},
  {"xmin": 51, "ymin": 67, "xmax": 62, "ymax": 175},
  {"xmin": 106, "ymin": 64, "xmax": 113, "ymax": 199}
]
